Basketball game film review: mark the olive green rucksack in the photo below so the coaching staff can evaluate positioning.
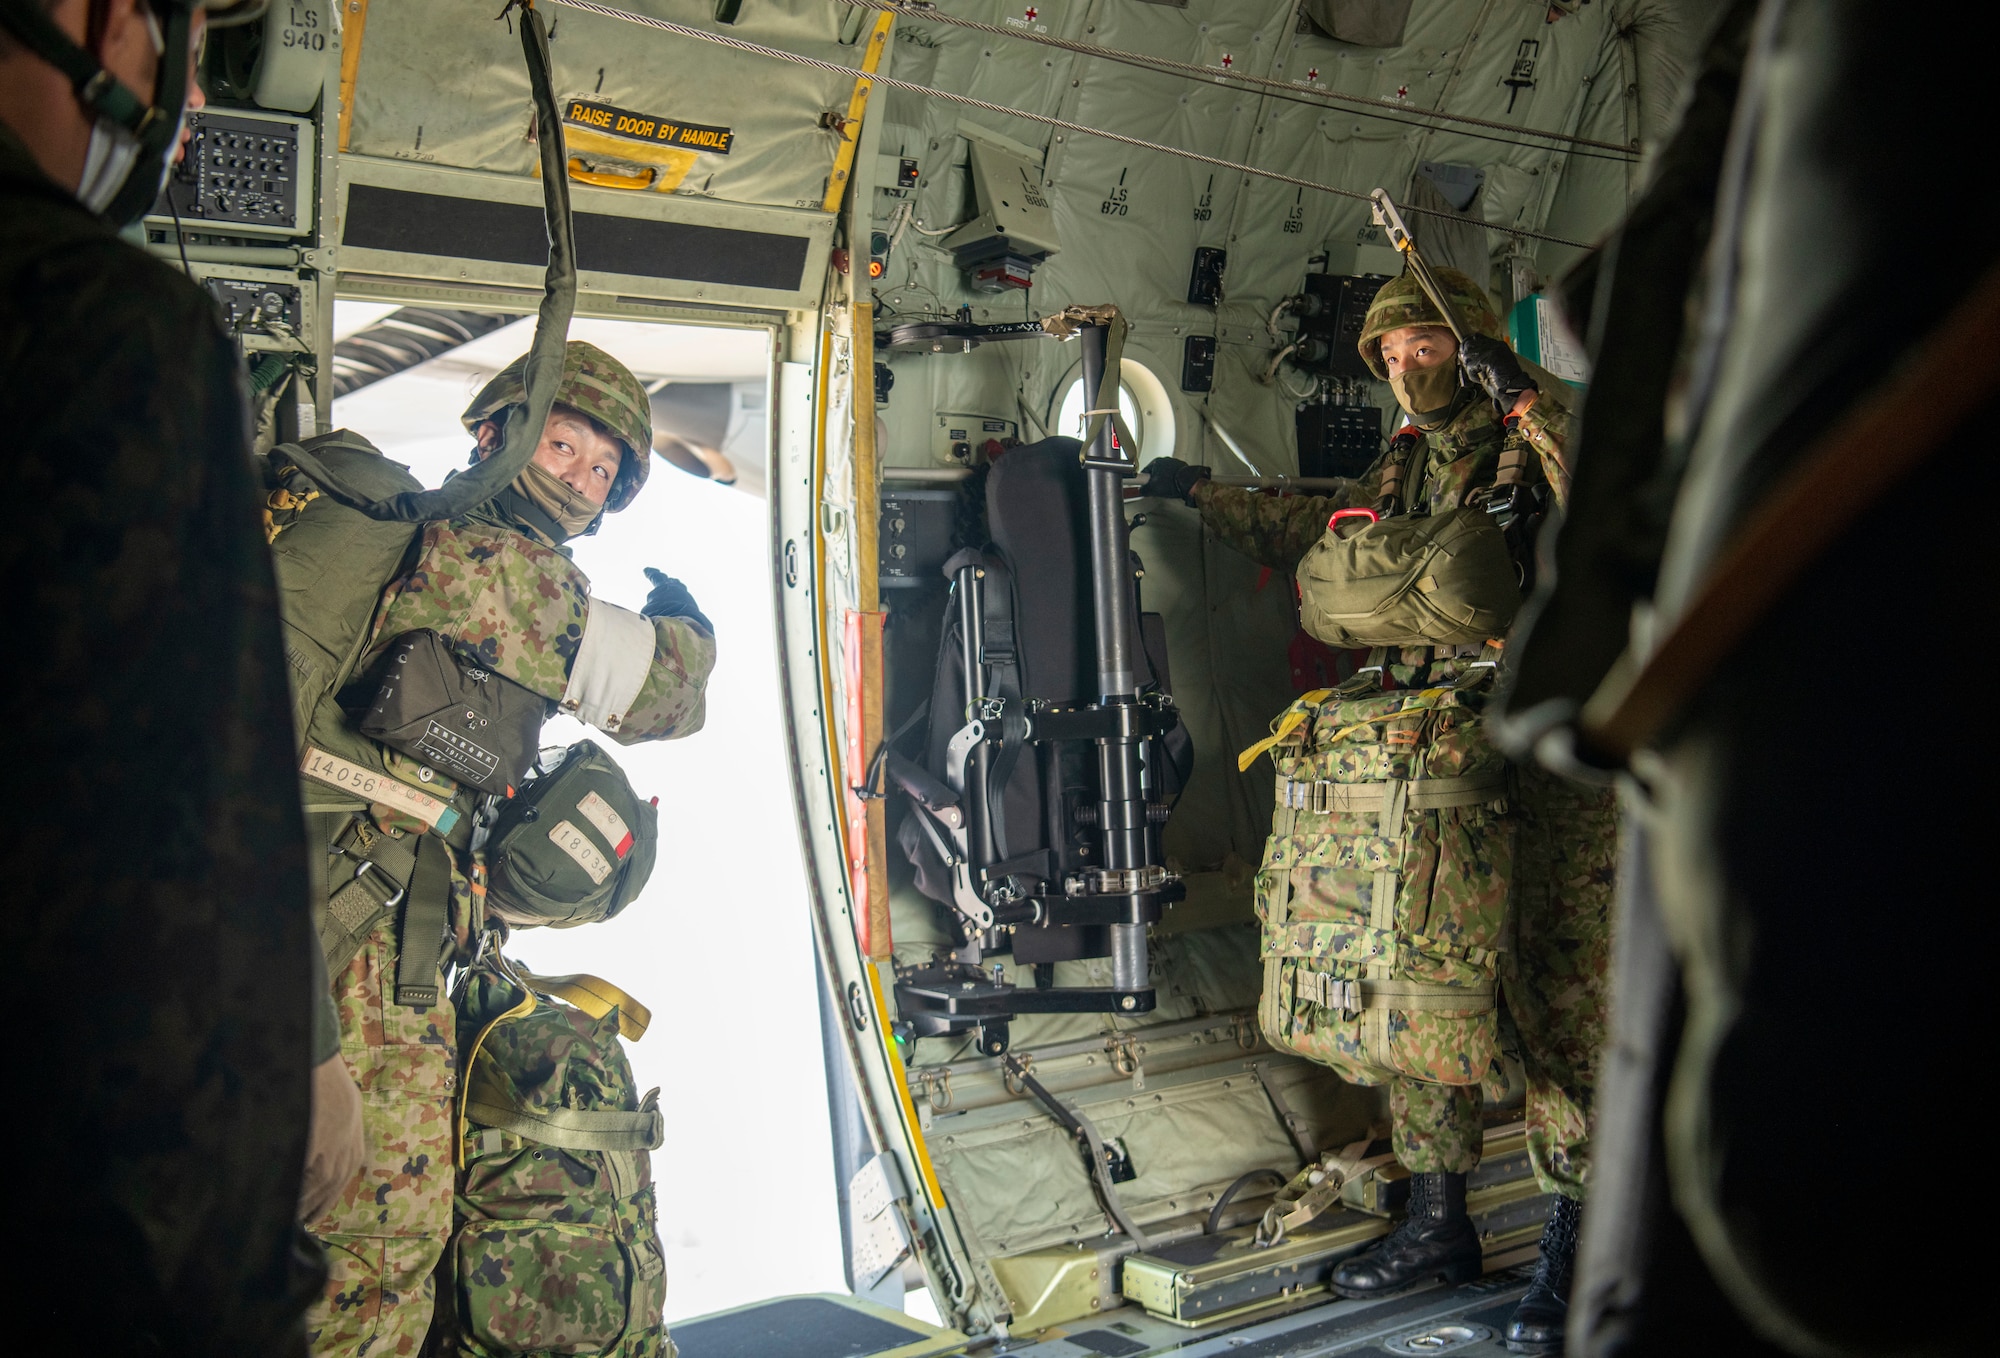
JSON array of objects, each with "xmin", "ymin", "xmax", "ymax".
[
  {"xmin": 487, "ymin": 741, "xmax": 658, "ymax": 928},
  {"xmin": 446, "ymin": 959, "xmax": 670, "ymax": 1358},
  {"xmin": 1295, "ymin": 507, "xmax": 1522, "ymax": 649}
]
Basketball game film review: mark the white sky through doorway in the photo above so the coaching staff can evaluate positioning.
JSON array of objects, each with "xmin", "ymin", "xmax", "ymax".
[{"xmin": 329, "ymin": 304, "xmax": 846, "ymax": 1322}]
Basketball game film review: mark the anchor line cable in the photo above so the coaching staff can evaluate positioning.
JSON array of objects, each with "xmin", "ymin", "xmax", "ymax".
[
  {"xmin": 839, "ymin": 0, "xmax": 1641, "ymax": 161},
  {"xmin": 543, "ymin": 0, "xmax": 1598, "ymax": 251}
]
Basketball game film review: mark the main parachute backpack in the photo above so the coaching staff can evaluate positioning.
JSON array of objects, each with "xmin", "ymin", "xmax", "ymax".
[{"xmin": 444, "ymin": 958, "xmax": 672, "ymax": 1358}]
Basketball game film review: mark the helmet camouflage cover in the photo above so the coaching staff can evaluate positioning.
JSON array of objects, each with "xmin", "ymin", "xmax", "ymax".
[
  {"xmin": 461, "ymin": 340, "xmax": 655, "ymax": 512},
  {"xmin": 1356, "ymin": 266, "xmax": 1506, "ymax": 380}
]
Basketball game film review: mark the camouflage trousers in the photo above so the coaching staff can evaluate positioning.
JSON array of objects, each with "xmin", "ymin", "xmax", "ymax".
[
  {"xmin": 306, "ymin": 912, "xmax": 456, "ymax": 1356},
  {"xmin": 1390, "ymin": 767, "xmax": 1616, "ymax": 1199}
]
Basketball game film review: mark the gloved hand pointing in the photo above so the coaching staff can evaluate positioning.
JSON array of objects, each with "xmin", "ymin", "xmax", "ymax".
[
  {"xmin": 642, "ymin": 568, "xmax": 713, "ymax": 636},
  {"xmin": 1140, "ymin": 456, "xmax": 1212, "ymax": 506},
  {"xmin": 1457, "ymin": 333, "xmax": 1538, "ymax": 411}
]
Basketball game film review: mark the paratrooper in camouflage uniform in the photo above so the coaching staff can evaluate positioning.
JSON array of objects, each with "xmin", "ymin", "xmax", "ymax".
[
  {"xmin": 1148, "ymin": 267, "xmax": 1611, "ymax": 1354},
  {"xmin": 287, "ymin": 341, "xmax": 713, "ymax": 1356}
]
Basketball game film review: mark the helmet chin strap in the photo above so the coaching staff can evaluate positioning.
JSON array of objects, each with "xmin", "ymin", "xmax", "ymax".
[{"xmin": 0, "ymin": 0, "xmax": 193, "ymax": 225}]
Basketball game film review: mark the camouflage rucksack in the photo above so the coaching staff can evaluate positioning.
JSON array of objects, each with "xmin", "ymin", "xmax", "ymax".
[
  {"xmin": 444, "ymin": 957, "xmax": 671, "ymax": 1357},
  {"xmin": 1243, "ymin": 659, "xmax": 1515, "ymax": 1092}
]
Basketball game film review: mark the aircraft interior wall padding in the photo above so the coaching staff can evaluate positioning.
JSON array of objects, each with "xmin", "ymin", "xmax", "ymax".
[
  {"xmin": 842, "ymin": 0, "xmax": 1641, "ymax": 158},
  {"xmin": 543, "ymin": 0, "xmax": 1599, "ymax": 249},
  {"xmin": 345, "ymin": 0, "xmax": 856, "ymax": 213}
]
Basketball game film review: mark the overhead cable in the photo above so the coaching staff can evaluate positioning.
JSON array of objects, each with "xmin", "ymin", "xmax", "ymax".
[
  {"xmin": 544, "ymin": 0, "xmax": 1598, "ymax": 250},
  {"xmin": 842, "ymin": 0, "xmax": 1640, "ymax": 162}
]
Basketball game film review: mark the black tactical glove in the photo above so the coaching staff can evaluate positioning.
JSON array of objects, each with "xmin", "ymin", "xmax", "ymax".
[
  {"xmin": 1457, "ymin": 334, "xmax": 1538, "ymax": 411},
  {"xmin": 642, "ymin": 568, "xmax": 713, "ymax": 636},
  {"xmin": 1140, "ymin": 456, "xmax": 1212, "ymax": 506}
]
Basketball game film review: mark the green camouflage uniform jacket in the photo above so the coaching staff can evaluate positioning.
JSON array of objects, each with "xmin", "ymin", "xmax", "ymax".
[
  {"xmin": 1204, "ymin": 392, "xmax": 1610, "ymax": 1198},
  {"xmin": 0, "ymin": 122, "xmax": 322, "ymax": 1350}
]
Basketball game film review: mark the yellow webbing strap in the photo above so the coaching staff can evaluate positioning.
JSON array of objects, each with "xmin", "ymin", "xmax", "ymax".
[
  {"xmin": 1238, "ymin": 689, "xmax": 1335, "ymax": 771},
  {"xmin": 519, "ymin": 970, "xmax": 652, "ymax": 1042},
  {"xmin": 1240, "ymin": 685, "xmax": 1471, "ymax": 772},
  {"xmin": 457, "ymin": 971, "xmax": 538, "ymax": 1156}
]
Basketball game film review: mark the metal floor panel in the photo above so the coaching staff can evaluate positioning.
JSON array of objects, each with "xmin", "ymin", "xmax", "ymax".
[
  {"xmin": 987, "ymin": 1270, "xmax": 1534, "ymax": 1358},
  {"xmin": 673, "ymin": 1293, "xmax": 963, "ymax": 1358}
]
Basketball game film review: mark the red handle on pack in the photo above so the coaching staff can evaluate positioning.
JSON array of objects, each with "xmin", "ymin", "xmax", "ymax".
[{"xmin": 1328, "ymin": 507, "xmax": 1380, "ymax": 533}]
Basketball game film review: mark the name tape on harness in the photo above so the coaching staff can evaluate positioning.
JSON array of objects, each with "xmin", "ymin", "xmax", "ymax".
[
  {"xmin": 563, "ymin": 99, "xmax": 734, "ymax": 155},
  {"xmin": 302, "ymin": 746, "xmax": 458, "ymax": 833}
]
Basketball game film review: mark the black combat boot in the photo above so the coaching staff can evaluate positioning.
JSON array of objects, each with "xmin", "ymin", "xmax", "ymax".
[
  {"xmin": 1330, "ymin": 1171, "xmax": 1483, "ymax": 1298},
  {"xmin": 1504, "ymin": 1193, "xmax": 1582, "ymax": 1354}
]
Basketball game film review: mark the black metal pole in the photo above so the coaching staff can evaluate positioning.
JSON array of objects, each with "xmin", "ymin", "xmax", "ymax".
[
  {"xmin": 954, "ymin": 561, "xmax": 995, "ymax": 873},
  {"xmin": 1079, "ymin": 324, "xmax": 1150, "ymax": 993}
]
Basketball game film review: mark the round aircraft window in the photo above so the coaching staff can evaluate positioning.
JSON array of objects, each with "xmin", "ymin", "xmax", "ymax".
[{"xmin": 1053, "ymin": 358, "xmax": 1177, "ymax": 461}]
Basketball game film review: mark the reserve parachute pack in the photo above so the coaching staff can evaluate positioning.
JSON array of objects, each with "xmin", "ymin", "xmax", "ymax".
[
  {"xmin": 1295, "ymin": 507, "xmax": 1521, "ymax": 649},
  {"xmin": 487, "ymin": 741, "xmax": 659, "ymax": 928},
  {"xmin": 446, "ymin": 957, "xmax": 670, "ymax": 1357},
  {"xmin": 360, "ymin": 628, "xmax": 547, "ymax": 797},
  {"xmin": 1293, "ymin": 428, "xmax": 1522, "ymax": 650},
  {"xmin": 1243, "ymin": 658, "xmax": 1513, "ymax": 1090}
]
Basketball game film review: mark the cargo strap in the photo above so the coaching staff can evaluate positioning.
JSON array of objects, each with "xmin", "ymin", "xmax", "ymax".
[
  {"xmin": 1491, "ymin": 433, "xmax": 1535, "ymax": 490},
  {"xmin": 1363, "ymin": 777, "xmax": 1405, "ymax": 1054},
  {"xmin": 1274, "ymin": 767, "xmax": 1509, "ymax": 815},
  {"xmin": 320, "ymin": 817, "xmax": 419, "ymax": 980},
  {"xmin": 1291, "ymin": 969, "xmax": 1497, "ymax": 1014},
  {"xmin": 1256, "ymin": 1135, "xmax": 1395, "ymax": 1247},
  {"xmin": 393, "ymin": 834, "xmax": 451, "ymax": 1009},
  {"xmin": 465, "ymin": 1073, "xmax": 665, "ymax": 1152},
  {"xmin": 1003, "ymin": 1053, "xmax": 1151, "ymax": 1249},
  {"xmin": 1250, "ymin": 1060, "xmax": 1319, "ymax": 1163}
]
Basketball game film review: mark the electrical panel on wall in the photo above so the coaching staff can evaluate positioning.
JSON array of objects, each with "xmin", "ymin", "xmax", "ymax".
[
  {"xmin": 1295, "ymin": 400, "xmax": 1384, "ymax": 480},
  {"xmin": 198, "ymin": 269, "xmax": 313, "ymax": 350},
  {"xmin": 879, "ymin": 488, "xmax": 959, "ymax": 588},
  {"xmin": 138, "ymin": 6, "xmax": 338, "ymax": 448},
  {"xmin": 933, "ymin": 412, "xmax": 1020, "ymax": 467},
  {"xmin": 1291, "ymin": 273, "xmax": 1392, "ymax": 379},
  {"xmin": 147, "ymin": 110, "xmax": 314, "ymax": 239},
  {"xmin": 1181, "ymin": 335, "xmax": 1217, "ymax": 392}
]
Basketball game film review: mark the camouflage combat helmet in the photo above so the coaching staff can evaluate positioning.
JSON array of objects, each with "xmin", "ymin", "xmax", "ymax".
[
  {"xmin": 461, "ymin": 340, "xmax": 654, "ymax": 512},
  {"xmin": 1356, "ymin": 266, "xmax": 1506, "ymax": 380}
]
